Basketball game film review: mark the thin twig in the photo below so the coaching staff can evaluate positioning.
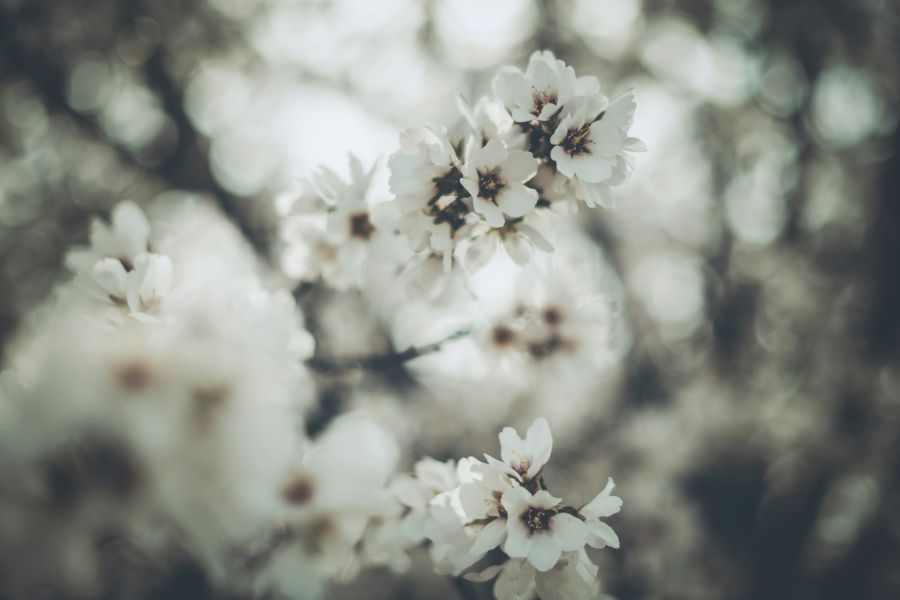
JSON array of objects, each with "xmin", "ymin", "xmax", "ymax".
[{"xmin": 306, "ymin": 329, "xmax": 471, "ymax": 374}]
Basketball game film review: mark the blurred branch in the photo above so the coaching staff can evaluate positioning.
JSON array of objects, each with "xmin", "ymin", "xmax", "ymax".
[
  {"xmin": 306, "ymin": 329, "xmax": 471, "ymax": 374},
  {"xmin": 140, "ymin": 47, "xmax": 272, "ymax": 256},
  {"xmin": 0, "ymin": 0, "xmax": 271, "ymax": 258}
]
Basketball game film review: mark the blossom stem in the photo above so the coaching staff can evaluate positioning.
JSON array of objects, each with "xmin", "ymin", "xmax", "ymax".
[{"xmin": 306, "ymin": 329, "xmax": 471, "ymax": 374}]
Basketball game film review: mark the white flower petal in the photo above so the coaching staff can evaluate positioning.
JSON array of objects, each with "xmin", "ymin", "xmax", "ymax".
[
  {"xmin": 503, "ymin": 235, "xmax": 532, "ymax": 266},
  {"xmin": 460, "ymin": 176, "xmax": 479, "ymax": 198},
  {"xmin": 477, "ymin": 138, "xmax": 508, "ymax": 170},
  {"xmin": 503, "ymin": 519, "xmax": 532, "ymax": 558},
  {"xmin": 528, "ymin": 533, "xmax": 562, "ymax": 571},
  {"xmin": 499, "ymin": 426, "xmax": 524, "ymax": 466},
  {"xmin": 501, "ymin": 485, "xmax": 531, "ymax": 516},
  {"xmin": 586, "ymin": 520, "xmax": 620, "ymax": 549},
  {"xmin": 524, "ymin": 417, "xmax": 553, "ymax": 477},
  {"xmin": 511, "ymin": 108, "xmax": 536, "ymax": 123},
  {"xmin": 571, "ymin": 154, "xmax": 614, "ymax": 184},
  {"xmin": 549, "ymin": 116, "xmax": 572, "ymax": 145},
  {"xmin": 550, "ymin": 513, "xmax": 587, "ymax": 552},
  {"xmin": 93, "ymin": 258, "xmax": 128, "ymax": 298},
  {"xmin": 579, "ymin": 181, "xmax": 613, "ymax": 208},
  {"xmin": 494, "ymin": 560, "xmax": 536, "ymax": 600},
  {"xmin": 530, "ymin": 490, "xmax": 563, "ymax": 509},
  {"xmin": 474, "ymin": 197, "xmax": 505, "ymax": 228},
  {"xmin": 465, "ymin": 236, "xmax": 498, "ymax": 273},
  {"xmin": 464, "ymin": 564, "xmax": 505, "ymax": 582},
  {"xmin": 518, "ymin": 224, "xmax": 554, "ymax": 253},
  {"xmin": 529, "ymin": 56, "xmax": 557, "ymax": 93},
  {"xmin": 470, "ymin": 518, "xmax": 508, "ymax": 555},
  {"xmin": 503, "ymin": 150, "xmax": 539, "ymax": 182},
  {"xmin": 580, "ymin": 478, "xmax": 623, "ymax": 518},
  {"xmin": 550, "ymin": 146, "xmax": 575, "ymax": 178},
  {"xmin": 496, "ymin": 185, "xmax": 538, "ymax": 218},
  {"xmin": 625, "ymin": 137, "xmax": 647, "ymax": 152},
  {"xmin": 494, "ymin": 69, "xmax": 532, "ymax": 113},
  {"xmin": 589, "ymin": 120, "xmax": 626, "ymax": 157},
  {"xmin": 111, "ymin": 200, "xmax": 151, "ymax": 256}
]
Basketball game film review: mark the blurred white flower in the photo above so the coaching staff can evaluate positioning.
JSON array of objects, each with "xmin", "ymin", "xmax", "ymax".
[
  {"xmin": 280, "ymin": 156, "xmax": 408, "ymax": 289},
  {"xmin": 277, "ymin": 414, "xmax": 399, "ymax": 582},
  {"xmin": 125, "ymin": 253, "xmax": 173, "ymax": 322},
  {"xmin": 425, "ymin": 488, "xmax": 483, "ymax": 575},
  {"xmin": 65, "ymin": 200, "xmax": 151, "ymax": 275},
  {"xmin": 462, "ymin": 213, "xmax": 554, "ymax": 271}
]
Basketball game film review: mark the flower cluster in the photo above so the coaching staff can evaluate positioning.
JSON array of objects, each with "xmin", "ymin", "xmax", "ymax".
[
  {"xmin": 387, "ymin": 50, "xmax": 644, "ymax": 277},
  {"xmin": 402, "ymin": 418, "xmax": 622, "ymax": 600},
  {"xmin": 276, "ymin": 51, "xmax": 642, "ymax": 292},
  {"xmin": 0, "ymin": 199, "xmax": 403, "ymax": 599},
  {"xmin": 65, "ymin": 200, "xmax": 176, "ymax": 324},
  {"xmin": 1, "ymin": 48, "xmax": 638, "ymax": 600}
]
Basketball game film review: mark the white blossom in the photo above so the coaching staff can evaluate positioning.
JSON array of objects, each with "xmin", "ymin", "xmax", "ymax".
[
  {"xmin": 125, "ymin": 253, "xmax": 174, "ymax": 322},
  {"xmin": 500, "ymin": 486, "xmax": 587, "ymax": 571},
  {"xmin": 581, "ymin": 478, "xmax": 623, "ymax": 549},
  {"xmin": 279, "ymin": 156, "xmax": 407, "ymax": 289},
  {"xmin": 65, "ymin": 200, "xmax": 151, "ymax": 275},
  {"xmin": 487, "ymin": 417, "xmax": 553, "ymax": 482},
  {"xmin": 462, "ymin": 213, "xmax": 554, "ymax": 271},
  {"xmin": 550, "ymin": 91, "xmax": 645, "ymax": 208},
  {"xmin": 460, "ymin": 137, "xmax": 539, "ymax": 228},
  {"xmin": 493, "ymin": 51, "xmax": 580, "ymax": 123},
  {"xmin": 388, "ymin": 126, "xmax": 473, "ymax": 270}
]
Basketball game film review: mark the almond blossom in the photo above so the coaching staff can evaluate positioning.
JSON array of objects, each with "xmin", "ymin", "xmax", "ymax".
[
  {"xmin": 492, "ymin": 50, "xmax": 580, "ymax": 123},
  {"xmin": 550, "ymin": 91, "xmax": 646, "ymax": 208},
  {"xmin": 402, "ymin": 417, "xmax": 621, "ymax": 600},
  {"xmin": 460, "ymin": 137, "xmax": 539, "ymax": 228},
  {"xmin": 500, "ymin": 487, "xmax": 588, "ymax": 571}
]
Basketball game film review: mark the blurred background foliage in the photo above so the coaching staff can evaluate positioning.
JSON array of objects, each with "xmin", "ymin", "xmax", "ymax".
[{"xmin": 1, "ymin": 0, "xmax": 899, "ymax": 598}]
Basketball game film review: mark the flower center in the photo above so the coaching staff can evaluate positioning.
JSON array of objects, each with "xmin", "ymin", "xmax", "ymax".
[
  {"xmin": 478, "ymin": 170, "xmax": 505, "ymax": 200},
  {"xmin": 492, "ymin": 325, "xmax": 515, "ymax": 346},
  {"xmin": 428, "ymin": 168, "xmax": 470, "ymax": 234},
  {"xmin": 349, "ymin": 212, "xmax": 375, "ymax": 239},
  {"xmin": 283, "ymin": 475, "xmax": 315, "ymax": 505},
  {"xmin": 561, "ymin": 125, "xmax": 592, "ymax": 156},
  {"xmin": 532, "ymin": 90, "xmax": 558, "ymax": 116},
  {"xmin": 543, "ymin": 307, "xmax": 562, "ymax": 325},
  {"xmin": 521, "ymin": 507, "xmax": 553, "ymax": 532}
]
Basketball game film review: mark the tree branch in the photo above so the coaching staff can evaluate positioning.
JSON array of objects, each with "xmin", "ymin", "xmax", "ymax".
[{"xmin": 306, "ymin": 329, "xmax": 471, "ymax": 374}]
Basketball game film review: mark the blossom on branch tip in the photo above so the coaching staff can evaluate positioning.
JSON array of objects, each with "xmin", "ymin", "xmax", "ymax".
[
  {"xmin": 493, "ymin": 51, "xmax": 579, "ymax": 123},
  {"xmin": 550, "ymin": 91, "xmax": 645, "ymax": 208},
  {"xmin": 489, "ymin": 417, "xmax": 553, "ymax": 482},
  {"xmin": 581, "ymin": 478, "xmax": 623, "ymax": 549}
]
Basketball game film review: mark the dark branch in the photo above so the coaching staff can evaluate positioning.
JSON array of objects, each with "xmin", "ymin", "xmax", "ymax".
[{"xmin": 306, "ymin": 329, "xmax": 471, "ymax": 374}]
